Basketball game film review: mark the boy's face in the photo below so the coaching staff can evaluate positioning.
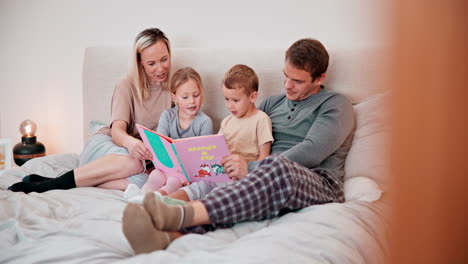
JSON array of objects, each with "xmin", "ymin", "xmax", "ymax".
[
  {"xmin": 222, "ymin": 85, "xmax": 257, "ymax": 118},
  {"xmin": 283, "ymin": 61, "xmax": 324, "ymax": 101}
]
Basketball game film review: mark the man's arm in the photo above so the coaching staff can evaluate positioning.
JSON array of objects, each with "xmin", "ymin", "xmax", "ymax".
[{"xmin": 281, "ymin": 95, "xmax": 355, "ymax": 169}]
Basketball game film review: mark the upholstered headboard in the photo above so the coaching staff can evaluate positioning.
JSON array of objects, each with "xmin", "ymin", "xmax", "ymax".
[{"xmin": 82, "ymin": 46, "xmax": 388, "ymax": 142}]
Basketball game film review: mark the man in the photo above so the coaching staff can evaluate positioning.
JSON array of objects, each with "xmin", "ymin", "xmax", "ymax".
[{"xmin": 122, "ymin": 38, "xmax": 355, "ymax": 254}]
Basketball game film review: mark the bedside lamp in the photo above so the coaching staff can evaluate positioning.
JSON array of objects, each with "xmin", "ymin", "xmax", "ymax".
[{"xmin": 13, "ymin": 119, "xmax": 46, "ymax": 166}]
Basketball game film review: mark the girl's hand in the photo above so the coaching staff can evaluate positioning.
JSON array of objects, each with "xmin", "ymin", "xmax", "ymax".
[
  {"xmin": 126, "ymin": 137, "xmax": 152, "ymax": 160},
  {"xmin": 221, "ymin": 154, "xmax": 249, "ymax": 181}
]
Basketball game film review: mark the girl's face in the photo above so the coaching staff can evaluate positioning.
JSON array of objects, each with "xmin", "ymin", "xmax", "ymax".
[
  {"xmin": 222, "ymin": 85, "xmax": 257, "ymax": 118},
  {"xmin": 140, "ymin": 41, "xmax": 171, "ymax": 85},
  {"xmin": 173, "ymin": 79, "xmax": 202, "ymax": 118}
]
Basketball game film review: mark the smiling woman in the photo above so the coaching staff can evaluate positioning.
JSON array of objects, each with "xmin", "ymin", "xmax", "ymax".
[{"xmin": 8, "ymin": 28, "xmax": 173, "ymax": 192}]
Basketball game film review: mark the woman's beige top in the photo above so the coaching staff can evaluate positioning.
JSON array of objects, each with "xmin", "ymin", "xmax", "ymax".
[{"xmin": 100, "ymin": 77, "xmax": 172, "ymax": 139}]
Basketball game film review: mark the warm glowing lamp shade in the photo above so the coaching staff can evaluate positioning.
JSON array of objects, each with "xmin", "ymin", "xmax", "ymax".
[
  {"xmin": 20, "ymin": 120, "xmax": 37, "ymax": 137},
  {"xmin": 13, "ymin": 120, "xmax": 46, "ymax": 166}
]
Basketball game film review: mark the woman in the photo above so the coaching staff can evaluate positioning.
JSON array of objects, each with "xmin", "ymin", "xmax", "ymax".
[{"xmin": 9, "ymin": 28, "xmax": 172, "ymax": 193}]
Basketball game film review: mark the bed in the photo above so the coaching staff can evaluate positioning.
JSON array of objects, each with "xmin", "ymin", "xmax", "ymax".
[{"xmin": 0, "ymin": 46, "xmax": 390, "ymax": 263}]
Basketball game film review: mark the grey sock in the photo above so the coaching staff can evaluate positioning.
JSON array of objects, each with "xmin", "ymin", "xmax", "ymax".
[
  {"xmin": 122, "ymin": 203, "xmax": 174, "ymax": 254},
  {"xmin": 143, "ymin": 192, "xmax": 194, "ymax": 231}
]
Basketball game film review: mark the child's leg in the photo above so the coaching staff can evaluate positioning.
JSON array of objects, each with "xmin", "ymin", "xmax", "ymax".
[
  {"xmin": 169, "ymin": 189, "xmax": 191, "ymax": 202},
  {"xmin": 159, "ymin": 176, "xmax": 183, "ymax": 195},
  {"xmin": 178, "ymin": 181, "xmax": 225, "ymax": 201},
  {"xmin": 141, "ymin": 169, "xmax": 167, "ymax": 192}
]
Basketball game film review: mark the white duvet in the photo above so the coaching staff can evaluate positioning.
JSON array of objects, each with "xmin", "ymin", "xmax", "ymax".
[{"xmin": 0, "ymin": 154, "xmax": 389, "ymax": 264}]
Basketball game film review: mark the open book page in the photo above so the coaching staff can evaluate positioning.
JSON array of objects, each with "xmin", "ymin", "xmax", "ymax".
[
  {"xmin": 173, "ymin": 134, "xmax": 232, "ymax": 183},
  {"xmin": 136, "ymin": 124, "xmax": 189, "ymax": 182}
]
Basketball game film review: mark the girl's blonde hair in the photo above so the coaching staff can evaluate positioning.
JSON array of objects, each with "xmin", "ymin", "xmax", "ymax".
[
  {"xmin": 170, "ymin": 67, "xmax": 204, "ymax": 96},
  {"xmin": 129, "ymin": 28, "xmax": 171, "ymax": 101}
]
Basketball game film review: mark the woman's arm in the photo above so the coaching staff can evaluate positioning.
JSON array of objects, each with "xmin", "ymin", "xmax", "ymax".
[{"xmin": 111, "ymin": 120, "xmax": 152, "ymax": 160}]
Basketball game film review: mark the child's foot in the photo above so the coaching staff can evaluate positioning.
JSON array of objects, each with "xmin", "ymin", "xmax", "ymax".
[
  {"xmin": 122, "ymin": 203, "xmax": 174, "ymax": 254},
  {"xmin": 141, "ymin": 169, "xmax": 167, "ymax": 192},
  {"xmin": 159, "ymin": 176, "xmax": 183, "ymax": 195},
  {"xmin": 142, "ymin": 192, "xmax": 193, "ymax": 231}
]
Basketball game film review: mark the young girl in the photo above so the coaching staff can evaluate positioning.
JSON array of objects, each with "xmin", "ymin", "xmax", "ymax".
[
  {"xmin": 141, "ymin": 67, "xmax": 213, "ymax": 194},
  {"xmin": 169, "ymin": 64, "xmax": 273, "ymax": 202}
]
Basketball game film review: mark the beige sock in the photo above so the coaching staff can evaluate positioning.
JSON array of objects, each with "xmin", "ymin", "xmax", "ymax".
[
  {"xmin": 122, "ymin": 203, "xmax": 175, "ymax": 254},
  {"xmin": 143, "ymin": 192, "xmax": 194, "ymax": 231}
]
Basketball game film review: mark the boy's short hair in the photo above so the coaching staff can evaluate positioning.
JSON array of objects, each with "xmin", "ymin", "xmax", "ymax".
[
  {"xmin": 285, "ymin": 38, "xmax": 329, "ymax": 81},
  {"xmin": 222, "ymin": 64, "xmax": 259, "ymax": 95}
]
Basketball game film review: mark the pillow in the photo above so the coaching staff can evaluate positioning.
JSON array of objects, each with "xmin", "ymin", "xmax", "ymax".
[
  {"xmin": 344, "ymin": 176, "xmax": 383, "ymax": 202},
  {"xmin": 90, "ymin": 120, "xmax": 107, "ymax": 135},
  {"xmin": 21, "ymin": 153, "xmax": 80, "ymax": 178},
  {"xmin": 344, "ymin": 92, "xmax": 391, "ymax": 189}
]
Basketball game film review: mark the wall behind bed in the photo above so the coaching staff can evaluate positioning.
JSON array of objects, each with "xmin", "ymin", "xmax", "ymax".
[{"xmin": 0, "ymin": 0, "xmax": 389, "ymax": 154}]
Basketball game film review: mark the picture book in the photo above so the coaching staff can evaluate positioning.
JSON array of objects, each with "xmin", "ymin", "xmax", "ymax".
[{"xmin": 136, "ymin": 124, "xmax": 232, "ymax": 183}]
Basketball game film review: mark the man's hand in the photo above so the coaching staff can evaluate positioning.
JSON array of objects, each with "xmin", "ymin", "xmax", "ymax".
[{"xmin": 221, "ymin": 154, "xmax": 249, "ymax": 181}]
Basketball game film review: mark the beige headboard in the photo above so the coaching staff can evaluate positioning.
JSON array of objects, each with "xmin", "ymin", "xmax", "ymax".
[{"xmin": 82, "ymin": 46, "xmax": 387, "ymax": 142}]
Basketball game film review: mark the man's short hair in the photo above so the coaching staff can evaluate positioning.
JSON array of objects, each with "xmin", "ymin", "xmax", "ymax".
[
  {"xmin": 285, "ymin": 38, "xmax": 329, "ymax": 81},
  {"xmin": 222, "ymin": 64, "xmax": 259, "ymax": 95}
]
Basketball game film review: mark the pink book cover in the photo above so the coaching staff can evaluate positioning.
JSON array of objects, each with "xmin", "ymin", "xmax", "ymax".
[
  {"xmin": 173, "ymin": 134, "xmax": 231, "ymax": 183},
  {"xmin": 136, "ymin": 124, "xmax": 232, "ymax": 183},
  {"xmin": 136, "ymin": 124, "xmax": 187, "ymax": 183}
]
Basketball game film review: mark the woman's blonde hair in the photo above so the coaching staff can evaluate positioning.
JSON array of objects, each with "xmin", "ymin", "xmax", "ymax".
[
  {"xmin": 170, "ymin": 67, "xmax": 204, "ymax": 97},
  {"xmin": 129, "ymin": 28, "xmax": 171, "ymax": 101}
]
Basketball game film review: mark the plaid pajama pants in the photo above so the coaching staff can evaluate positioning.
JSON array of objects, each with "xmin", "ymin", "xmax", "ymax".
[{"xmin": 181, "ymin": 155, "xmax": 344, "ymax": 234}]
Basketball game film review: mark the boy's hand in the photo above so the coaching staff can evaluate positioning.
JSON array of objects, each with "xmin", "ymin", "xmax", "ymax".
[{"xmin": 221, "ymin": 154, "xmax": 248, "ymax": 180}]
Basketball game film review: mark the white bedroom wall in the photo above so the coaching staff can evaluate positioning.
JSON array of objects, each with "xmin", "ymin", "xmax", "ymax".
[{"xmin": 0, "ymin": 0, "xmax": 389, "ymax": 155}]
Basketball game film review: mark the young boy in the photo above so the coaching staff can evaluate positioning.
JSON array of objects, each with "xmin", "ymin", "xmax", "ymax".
[{"xmin": 171, "ymin": 64, "xmax": 273, "ymax": 201}]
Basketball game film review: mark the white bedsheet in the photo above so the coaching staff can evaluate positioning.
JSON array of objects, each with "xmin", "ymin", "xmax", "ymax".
[{"xmin": 0, "ymin": 154, "xmax": 389, "ymax": 264}]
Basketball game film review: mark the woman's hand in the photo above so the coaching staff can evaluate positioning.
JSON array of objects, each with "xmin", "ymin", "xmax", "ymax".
[
  {"xmin": 111, "ymin": 120, "xmax": 152, "ymax": 161},
  {"xmin": 221, "ymin": 154, "xmax": 249, "ymax": 181},
  {"xmin": 126, "ymin": 137, "xmax": 153, "ymax": 160}
]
